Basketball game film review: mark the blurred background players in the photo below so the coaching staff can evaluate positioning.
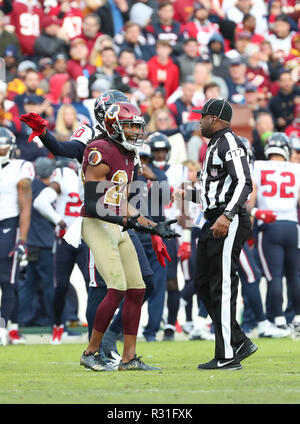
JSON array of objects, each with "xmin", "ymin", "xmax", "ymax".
[
  {"xmin": 18, "ymin": 157, "xmax": 56, "ymax": 328},
  {"xmin": 135, "ymin": 141, "xmax": 172, "ymax": 342},
  {"xmin": 33, "ymin": 156, "xmax": 90, "ymax": 344},
  {"xmin": 248, "ymin": 132, "xmax": 300, "ymax": 336},
  {"xmin": 0, "ymin": 127, "xmax": 34, "ymax": 345},
  {"xmin": 148, "ymin": 132, "xmax": 189, "ymax": 341}
]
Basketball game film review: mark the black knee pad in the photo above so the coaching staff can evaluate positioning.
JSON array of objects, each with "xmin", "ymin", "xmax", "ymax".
[{"xmin": 167, "ymin": 279, "xmax": 178, "ymax": 291}]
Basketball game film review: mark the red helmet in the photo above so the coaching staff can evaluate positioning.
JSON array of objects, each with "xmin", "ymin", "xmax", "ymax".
[{"xmin": 104, "ymin": 102, "xmax": 147, "ymax": 152}]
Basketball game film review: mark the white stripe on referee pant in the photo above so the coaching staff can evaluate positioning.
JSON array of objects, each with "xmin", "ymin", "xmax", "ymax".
[
  {"xmin": 9, "ymin": 227, "xmax": 19, "ymax": 284},
  {"xmin": 239, "ymin": 248, "xmax": 256, "ymax": 283},
  {"xmin": 257, "ymin": 231, "xmax": 272, "ymax": 282},
  {"xmin": 222, "ymin": 215, "xmax": 239, "ymax": 359}
]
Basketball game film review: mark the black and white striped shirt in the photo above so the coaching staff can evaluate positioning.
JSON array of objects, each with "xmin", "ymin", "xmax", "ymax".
[{"xmin": 200, "ymin": 128, "xmax": 252, "ymax": 215}]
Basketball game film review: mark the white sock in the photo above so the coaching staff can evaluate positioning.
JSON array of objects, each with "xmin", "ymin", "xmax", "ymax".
[
  {"xmin": 274, "ymin": 316, "xmax": 287, "ymax": 326},
  {"xmin": 9, "ymin": 323, "xmax": 19, "ymax": 331},
  {"xmin": 293, "ymin": 315, "xmax": 300, "ymax": 324}
]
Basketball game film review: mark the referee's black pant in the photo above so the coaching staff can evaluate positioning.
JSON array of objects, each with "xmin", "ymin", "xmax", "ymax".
[{"xmin": 194, "ymin": 211, "xmax": 251, "ymax": 360}]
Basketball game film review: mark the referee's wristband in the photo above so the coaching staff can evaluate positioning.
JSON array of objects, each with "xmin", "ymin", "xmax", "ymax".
[{"xmin": 223, "ymin": 210, "xmax": 234, "ymax": 222}]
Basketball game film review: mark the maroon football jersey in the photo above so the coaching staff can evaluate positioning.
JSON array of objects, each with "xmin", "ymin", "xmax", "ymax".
[{"xmin": 81, "ymin": 138, "xmax": 135, "ymax": 217}]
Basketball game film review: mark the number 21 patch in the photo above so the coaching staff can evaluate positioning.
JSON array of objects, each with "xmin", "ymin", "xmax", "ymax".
[{"xmin": 88, "ymin": 149, "xmax": 102, "ymax": 166}]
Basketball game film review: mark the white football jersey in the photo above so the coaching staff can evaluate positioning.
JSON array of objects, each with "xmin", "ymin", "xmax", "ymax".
[
  {"xmin": 51, "ymin": 167, "xmax": 82, "ymax": 228},
  {"xmin": 70, "ymin": 124, "xmax": 102, "ymax": 202},
  {"xmin": 0, "ymin": 160, "xmax": 35, "ymax": 221},
  {"xmin": 253, "ymin": 160, "xmax": 300, "ymax": 222},
  {"xmin": 70, "ymin": 124, "xmax": 101, "ymax": 146}
]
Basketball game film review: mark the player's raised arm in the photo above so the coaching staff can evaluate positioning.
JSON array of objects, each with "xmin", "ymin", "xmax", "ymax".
[{"xmin": 20, "ymin": 113, "xmax": 86, "ymax": 162}]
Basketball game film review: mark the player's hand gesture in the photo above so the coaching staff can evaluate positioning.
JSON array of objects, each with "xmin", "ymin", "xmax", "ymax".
[
  {"xmin": 20, "ymin": 113, "xmax": 48, "ymax": 142},
  {"xmin": 150, "ymin": 219, "xmax": 180, "ymax": 239}
]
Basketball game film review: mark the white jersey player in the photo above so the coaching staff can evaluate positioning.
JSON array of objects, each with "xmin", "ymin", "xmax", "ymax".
[
  {"xmin": 247, "ymin": 133, "xmax": 300, "ymax": 336},
  {"xmin": 0, "ymin": 127, "xmax": 34, "ymax": 345},
  {"xmin": 252, "ymin": 160, "xmax": 299, "ymax": 224},
  {"xmin": 33, "ymin": 164, "xmax": 90, "ymax": 345}
]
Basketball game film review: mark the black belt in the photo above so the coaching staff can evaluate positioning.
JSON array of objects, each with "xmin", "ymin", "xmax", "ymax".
[
  {"xmin": 204, "ymin": 205, "xmax": 227, "ymax": 222},
  {"xmin": 204, "ymin": 206, "xmax": 247, "ymax": 222}
]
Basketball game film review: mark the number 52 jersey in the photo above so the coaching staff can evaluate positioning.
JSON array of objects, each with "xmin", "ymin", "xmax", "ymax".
[{"xmin": 252, "ymin": 161, "xmax": 300, "ymax": 222}]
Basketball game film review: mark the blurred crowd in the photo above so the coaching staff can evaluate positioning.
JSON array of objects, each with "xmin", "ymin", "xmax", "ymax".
[{"xmin": 0, "ymin": 0, "xmax": 300, "ymax": 341}]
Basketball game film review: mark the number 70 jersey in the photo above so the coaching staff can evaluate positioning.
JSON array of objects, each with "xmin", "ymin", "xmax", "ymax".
[{"xmin": 252, "ymin": 160, "xmax": 300, "ymax": 222}]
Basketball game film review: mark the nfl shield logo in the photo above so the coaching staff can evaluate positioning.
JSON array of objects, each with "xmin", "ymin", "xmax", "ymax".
[{"xmin": 210, "ymin": 168, "xmax": 218, "ymax": 177}]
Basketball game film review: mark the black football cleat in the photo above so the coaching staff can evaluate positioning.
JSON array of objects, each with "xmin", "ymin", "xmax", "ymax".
[
  {"xmin": 198, "ymin": 357, "xmax": 242, "ymax": 370},
  {"xmin": 236, "ymin": 338, "xmax": 258, "ymax": 362}
]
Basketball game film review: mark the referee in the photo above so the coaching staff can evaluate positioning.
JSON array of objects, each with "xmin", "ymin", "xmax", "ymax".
[{"xmin": 184, "ymin": 99, "xmax": 258, "ymax": 370}]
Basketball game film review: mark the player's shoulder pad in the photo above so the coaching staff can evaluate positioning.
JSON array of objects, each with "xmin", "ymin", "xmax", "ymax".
[{"xmin": 71, "ymin": 125, "xmax": 96, "ymax": 145}]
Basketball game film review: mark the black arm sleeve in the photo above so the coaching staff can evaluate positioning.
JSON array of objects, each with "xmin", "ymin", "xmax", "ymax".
[
  {"xmin": 84, "ymin": 181, "xmax": 125, "ymax": 225},
  {"xmin": 39, "ymin": 130, "xmax": 85, "ymax": 163}
]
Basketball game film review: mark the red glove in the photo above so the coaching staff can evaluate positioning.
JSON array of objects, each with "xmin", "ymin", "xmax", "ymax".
[
  {"xmin": 151, "ymin": 235, "xmax": 171, "ymax": 267},
  {"xmin": 251, "ymin": 208, "xmax": 277, "ymax": 224},
  {"xmin": 177, "ymin": 242, "xmax": 191, "ymax": 262},
  {"xmin": 57, "ymin": 221, "xmax": 67, "ymax": 239},
  {"xmin": 20, "ymin": 113, "xmax": 48, "ymax": 142}
]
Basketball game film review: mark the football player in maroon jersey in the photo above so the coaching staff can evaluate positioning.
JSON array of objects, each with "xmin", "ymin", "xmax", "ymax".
[{"xmin": 80, "ymin": 101, "xmax": 179, "ymax": 371}]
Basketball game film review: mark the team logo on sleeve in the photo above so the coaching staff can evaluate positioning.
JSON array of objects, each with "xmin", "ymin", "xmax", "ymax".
[{"xmin": 88, "ymin": 149, "xmax": 102, "ymax": 166}]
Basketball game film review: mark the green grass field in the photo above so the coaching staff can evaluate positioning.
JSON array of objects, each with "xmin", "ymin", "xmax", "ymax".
[{"xmin": 0, "ymin": 337, "xmax": 300, "ymax": 405}]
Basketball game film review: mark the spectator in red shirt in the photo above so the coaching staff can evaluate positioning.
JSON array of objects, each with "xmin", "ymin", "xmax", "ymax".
[
  {"xmin": 66, "ymin": 37, "xmax": 96, "ymax": 81},
  {"xmin": 285, "ymin": 103, "xmax": 300, "ymax": 138},
  {"xmin": 9, "ymin": 0, "xmax": 44, "ymax": 57},
  {"xmin": 46, "ymin": 73, "xmax": 70, "ymax": 106},
  {"xmin": 184, "ymin": 3, "xmax": 220, "ymax": 56},
  {"xmin": 48, "ymin": 0, "xmax": 83, "ymax": 40},
  {"xmin": 245, "ymin": 43, "xmax": 271, "ymax": 91},
  {"xmin": 79, "ymin": 13, "xmax": 102, "ymax": 57},
  {"xmin": 147, "ymin": 39, "xmax": 180, "ymax": 98},
  {"xmin": 240, "ymin": 14, "xmax": 265, "ymax": 44}
]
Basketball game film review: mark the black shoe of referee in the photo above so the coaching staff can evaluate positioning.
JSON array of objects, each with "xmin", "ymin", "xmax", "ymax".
[
  {"xmin": 198, "ymin": 357, "xmax": 242, "ymax": 370},
  {"xmin": 236, "ymin": 338, "xmax": 258, "ymax": 362}
]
